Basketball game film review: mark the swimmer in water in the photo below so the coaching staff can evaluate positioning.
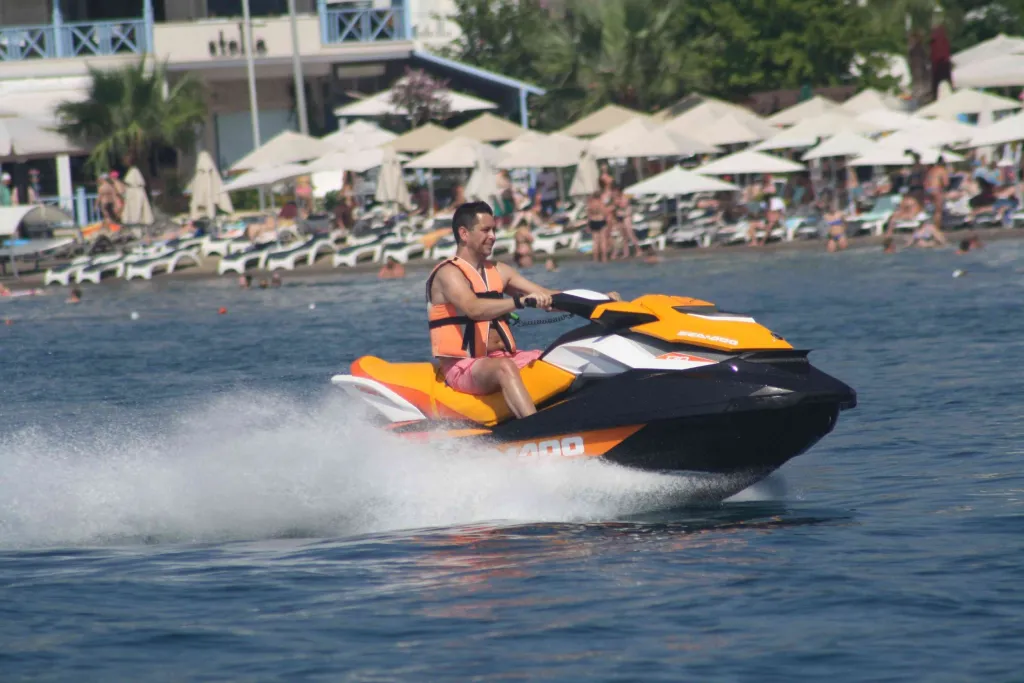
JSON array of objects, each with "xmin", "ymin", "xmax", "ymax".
[{"xmin": 66, "ymin": 287, "xmax": 81, "ymax": 304}]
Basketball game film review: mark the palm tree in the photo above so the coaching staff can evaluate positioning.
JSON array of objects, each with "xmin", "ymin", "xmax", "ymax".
[{"xmin": 55, "ymin": 58, "xmax": 207, "ymax": 182}]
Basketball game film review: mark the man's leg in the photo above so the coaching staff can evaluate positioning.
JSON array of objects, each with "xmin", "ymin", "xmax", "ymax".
[{"xmin": 469, "ymin": 357, "xmax": 536, "ymax": 418}]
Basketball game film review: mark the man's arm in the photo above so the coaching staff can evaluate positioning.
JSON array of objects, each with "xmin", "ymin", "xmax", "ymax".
[
  {"xmin": 436, "ymin": 265, "xmax": 518, "ymax": 321},
  {"xmin": 497, "ymin": 261, "xmax": 558, "ymax": 298}
]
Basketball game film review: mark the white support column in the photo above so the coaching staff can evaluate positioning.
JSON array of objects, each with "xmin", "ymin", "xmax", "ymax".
[{"xmin": 57, "ymin": 154, "xmax": 73, "ymax": 212}]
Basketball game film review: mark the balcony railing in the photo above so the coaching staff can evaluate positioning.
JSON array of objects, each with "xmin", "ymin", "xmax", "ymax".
[
  {"xmin": 0, "ymin": 19, "xmax": 148, "ymax": 61},
  {"xmin": 322, "ymin": 7, "xmax": 404, "ymax": 43}
]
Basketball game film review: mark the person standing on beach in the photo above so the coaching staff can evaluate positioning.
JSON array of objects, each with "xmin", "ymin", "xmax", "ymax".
[
  {"xmin": 925, "ymin": 156, "xmax": 950, "ymax": 233},
  {"xmin": 110, "ymin": 171, "xmax": 126, "ymax": 221},
  {"xmin": 96, "ymin": 175, "xmax": 118, "ymax": 229},
  {"xmin": 0, "ymin": 173, "xmax": 13, "ymax": 207}
]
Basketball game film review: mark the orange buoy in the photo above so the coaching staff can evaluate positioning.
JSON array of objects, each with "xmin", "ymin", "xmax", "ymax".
[{"xmin": 218, "ymin": 307, "xmax": 228, "ymax": 315}]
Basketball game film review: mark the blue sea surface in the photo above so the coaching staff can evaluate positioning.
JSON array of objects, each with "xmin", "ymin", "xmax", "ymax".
[{"xmin": 2, "ymin": 242, "xmax": 1024, "ymax": 681}]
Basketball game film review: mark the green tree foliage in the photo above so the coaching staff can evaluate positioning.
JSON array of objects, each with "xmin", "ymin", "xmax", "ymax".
[
  {"xmin": 944, "ymin": 0, "xmax": 1024, "ymax": 52},
  {"xmin": 55, "ymin": 58, "xmax": 207, "ymax": 179},
  {"xmin": 444, "ymin": 0, "xmax": 897, "ymax": 128}
]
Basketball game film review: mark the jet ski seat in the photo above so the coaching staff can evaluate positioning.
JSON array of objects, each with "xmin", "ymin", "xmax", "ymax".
[{"xmin": 350, "ymin": 355, "xmax": 575, "ymax": 426}]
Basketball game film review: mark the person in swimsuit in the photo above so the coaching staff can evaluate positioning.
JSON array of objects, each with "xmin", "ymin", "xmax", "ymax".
[
  {"xmin": 513, "ymin": 221, "xmax": 535, "ymax": 268},
  {"xmin": 885, "ymin": 194, "xmax": 924, "ymax": 237},
  {"xmin": 96, "ymin": 174, "xmax": 118, "ymax": 229},
  {"xmin": 823, "ymin": 195, "xmax": 848, "ymax": 252},
  {"xmin": 924, "ymin": 156, "xmax": 950, "ymax": 232},
  {"xmin": 586, "ymin": 191, "xmax": 609, "ymax": 263},
  {"xmin": 907, "ymin": 154, "xmax": 927, "ymax": 205},
  {"xmin": 907, "ymin": 222, "xmax": 947, "ymax": 248},
  {"xmin": 611, "ymin": 186, "xmax": 639, "ymax": 259}
]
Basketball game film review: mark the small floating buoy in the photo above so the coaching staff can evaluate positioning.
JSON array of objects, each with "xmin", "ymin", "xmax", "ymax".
[
  {"xmin": 4, "ymin": 318, "xmax": 12, "ymax": 326},
  {"xmin": 953, "ymin": 269, "xmax": 965, "ymax": 278},
  {"xmin": 218, "ymin": 306, "xmax": 228, "ymax": 315},
  {"xmin": 308, "ymin": 303, "xmax": 316, "ymax": 310},
  {"xmin": 130, "ymin": 311, "xmax": 139, "ymax": 320}
]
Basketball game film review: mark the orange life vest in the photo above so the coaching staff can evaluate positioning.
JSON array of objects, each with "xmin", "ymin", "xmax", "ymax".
[{"xmin": 426, "ymin": 257, "xmax": 518, "ymax": 359}]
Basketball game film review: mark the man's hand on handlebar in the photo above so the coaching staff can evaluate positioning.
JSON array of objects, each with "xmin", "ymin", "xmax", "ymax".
[{"xmin": 522, "ymin": 292, "xmax": 554, "ymax": 311}]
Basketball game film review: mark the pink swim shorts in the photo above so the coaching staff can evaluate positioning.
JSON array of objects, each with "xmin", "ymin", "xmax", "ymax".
[{"xmin": 440, "ymin": 349, "xmax": 543, "ymax": 395}]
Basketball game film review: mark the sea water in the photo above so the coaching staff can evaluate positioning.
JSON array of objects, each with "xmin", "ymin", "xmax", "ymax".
[{"xmin": 2, "ymin": 242, "xmax": 1024, "ymax": 680}]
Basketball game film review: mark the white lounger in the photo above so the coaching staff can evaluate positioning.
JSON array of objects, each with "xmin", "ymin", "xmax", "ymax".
[
  {"xmin": 44, "ymin": 255, "xmax": 96, "ymax": 286},
  {"xmin": 333, "ymin": 240, "xmax": 386, "ymax": 267},
  {"xmin": 77, "ymin": 255, "xmax": 132, "ymax": 284},
  {"xmin": 532, "ymin": 230, "xmax": 580, "ymax": 255},
  {"xmin": 380, "ymin": 240, "xmax": 426, "ymax": 264},
  {"xmin": 265, "ymin": 237, "xmax": 336, "ymax": 271},
  {"xmin": 217, "ymin": 243, "xmax": 281, "ymax": 275},
  {"xmin": 124, "ymin": 250, "xmax": 202, "ymax": 280},
  {"xmin": 430, "ymin": 238, "xmax": 458, "ymax": 260}
]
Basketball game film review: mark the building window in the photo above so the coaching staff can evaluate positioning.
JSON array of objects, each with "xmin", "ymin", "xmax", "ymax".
[{"xmin": 207, "ymin": 0, "xmax": 288, "ymax": 18}]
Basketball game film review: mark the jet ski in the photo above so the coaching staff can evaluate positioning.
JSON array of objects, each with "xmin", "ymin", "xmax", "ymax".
[{"xmin": 332, "ymin": 290, "xmax": 855, "ymax": 486}]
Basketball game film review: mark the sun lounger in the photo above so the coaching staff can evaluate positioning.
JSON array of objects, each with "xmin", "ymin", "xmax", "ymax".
[
  {"xmin": 380, "ymin": 240, "xmax": 426, "ymax": 264},
  {"xmin": 333, "ymin": 239, "xmax": 386, "ymax": 267},
  {"xmin": 216, "ymin": 242, "xmax": 280, "ymax": 275},
  {"xmin": 43, "ymin": 255, "xmax": 96, "ymax": 286},
  {"xmin": 124, "ymin": 249, "xmax": 202, "ymax": 280},
  {"xmin": 201, "ymin": 235, "xmax": 239, "ymax": 257},
  {"xmin": 266, "ymin": 237, "xmax": 331, "ymax": 271},
  {"xmin": 77, "ymin": 254, "xmax": 132, "ymax": 284},
  {"xmin": 532, "ymin": 230, "xmax": 580, "ymax": 255},
  {"xmin": 491, "ymin": 236, "xmax": 515, "ymax": 256}
]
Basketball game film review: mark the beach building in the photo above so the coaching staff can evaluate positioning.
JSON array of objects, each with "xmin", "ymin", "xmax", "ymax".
[{"xmin": 0, "ymin": 0, "xmax": 536, "ymax": 219}]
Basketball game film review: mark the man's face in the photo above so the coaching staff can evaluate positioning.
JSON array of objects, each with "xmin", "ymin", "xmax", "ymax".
[{"xmin": 460, "ymin": 212, "xmax": 496, "ymax": 257}]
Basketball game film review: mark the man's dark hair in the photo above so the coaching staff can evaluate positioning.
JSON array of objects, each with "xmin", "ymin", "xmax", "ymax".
[{"xmin": 451, "ymin": 201, "xmax": 493, "ymax": 244}]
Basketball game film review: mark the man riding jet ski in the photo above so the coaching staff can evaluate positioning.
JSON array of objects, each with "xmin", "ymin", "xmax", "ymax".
[
  {"xmin": 332, "ymin": 202, "xmax": 856, "ymax": 487},
  {"xmin": 425, "ymin": 201, "xmax": 570, "ymax": 418}
]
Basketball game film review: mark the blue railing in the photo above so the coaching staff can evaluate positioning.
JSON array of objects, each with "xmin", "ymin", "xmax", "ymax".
[
  {"xmin": 40, "ymin": 191, "xmax": 101, "ymax": 226},
  {"xmin": 322, "ymin": 7, "xmax": 405, "ymax": 43},
  {"xmin": 0, "ymin": 19, "xmax": 148, "ymax": 61}
]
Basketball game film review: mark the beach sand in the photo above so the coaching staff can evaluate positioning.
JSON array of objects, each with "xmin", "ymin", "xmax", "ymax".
[{"xmin": 3, "ymin": 227, "xmax": 1021, "ymax": 291}]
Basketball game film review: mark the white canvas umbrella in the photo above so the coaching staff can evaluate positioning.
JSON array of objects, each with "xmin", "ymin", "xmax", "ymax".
[
  {"xmin": 223, "ymin": 163, "xmax": 309, "ymax": 192},
  {"xmin": 187, "ymin": 150, "xmax": 233, "ymax": 220},
  {"xmin": 230, "ymin": 130, "xmax": 325, "ymax": 172},
  {"xmin": 953, "ymin": 53, "xmax": 1024, "ymax": 89},
  {"xmin": 802, "ymin": 132, "xmax": 878, "ymax": 160},
  {"xmin": 560, "ymin": 104, "xmax": 645, "ymax": 138},
  {"xmin": 405, "ymin": 137, "xmax": 498, "ymax": 170},
  {"xmin": 121, "ymin": 167, "xmax": 153, "ymax": 226},
  {"xmin": 952, "ymin": 34, "xmax": 1024, "ymax": 66},
  {"xmin": 857, "ymin": 108, "xmax": 918, "ymax": 132},
  {"xmin": 966, "ymin": 112, "xmax": 1024, "ymax": 147},
  {"xmin": 0, "ymin": 114, "xmax": 83, "ymax": 160},
  {"xmin": 767, "ymin": 95, "xmax": 842, "ymax": 126},
  {"xmin": 321, "ymin": 121, "xmax": 397, "ymax": 150},
  {"xmin": 840, "ymin": 88, "xmax": 902, "ymax": 114},
  {"xmin": 914, "ymin": 88, "xmax": 1021, "ymax": 119},
  {"xmin": 695, "ymin": 149, "xmax": 805, "ymax": 175},
  {"xmin": 498, "ymin": 133, "xmax": 596, "ymax": 169},
  {"xmin": 465, "ymin": 150, "xmax": 502, "ymax": 204},
  {"xmin": 849, "ymin": 143, "xmax": 962, "ymax": 167},
  {"xmin": 334, "ymin": 88, "xmax": 496, "ymax": 117},
  {"xmin": 569, "ymin": 149, "xmax": 600, "ymax": 197},
  {"xmin": 374, "ymin": 147, "xmax": 411, "ymax": 211},
  {"xmin": 306, "ymin": 147, "xmax": 408, "ymax": 175},
  {"xmin": 625, "ymin": 166, "xmax": 739, "ymax": 195},
  {"xmin": 498, "ymin": 130, "xmax": 547, "ymax": 157},
  {"xmin": 591, "ymin": 117, "xmax": 718, "ymax": 158},
  {"xmin": 663, "ymin": 100, "xmax": 777, "ymax": 142},
  {"xmin": 755, "ymin": 112, "xmax": 880, "ymax": 151}
]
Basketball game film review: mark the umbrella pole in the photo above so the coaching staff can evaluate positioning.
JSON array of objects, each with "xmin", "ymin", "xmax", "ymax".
[
  {"xmin": 675, "ymin": 194, "xmax": 682, "ymax": 231},
  {"xmin": 556, "ymin": 169, "xmax": 565, "ymax": 206},
  {"xmin": 429, "ymin": 172, "xmax": 435, "ymax": 217}
]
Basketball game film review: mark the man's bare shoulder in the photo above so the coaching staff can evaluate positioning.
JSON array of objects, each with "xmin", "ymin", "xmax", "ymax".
[{"xmin": 429, "ymin": 262, "xmax": 469, "ymax": 302}]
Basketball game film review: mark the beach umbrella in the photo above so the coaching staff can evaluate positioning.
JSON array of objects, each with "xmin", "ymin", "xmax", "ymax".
[
  {"xmin": 662, "ymin": 98, "xmax": 777, "ymax": 142},
  {"xmin": 404, "ymin": 137, "xmax": 498, "ymax": 170},
  {"xmin": 591, "ymin": 117, "xmax": 718, "ymax": 158},
  {"xmin": 0, "ymin": 114, "xmax": 82, "ymax": 160},
  {"xmin": 849, "ymin": 143, "xmax": 962, "ymax": 167},
  {"xmin": 230, "ymin": 130, "xmax": 325, "ymax": 172},
  {"xmin": 223, "ymin": 163, "xmax": 309, "ymax": 192},
  {"xmin": 453, "ymin": 112, "xmax": 525, "ymax": 143},
  {"xmin": 306, "ymin": 147, "xmax": 408, "ymax": 175},
  {"xmin": 333, "ymin": 88, "xmax": 496, "ymax": 118},
  {"xmin": 386, "ymin": 122, "xmax": 457, "ymax": 154},
  {"xmin": 121, "ymin": 167, "xmax": 153, "ymax": 226},
  {"xmin": 767, "ymin": 95, "xmax": 842, "ymax": 127},
  {"xmin": 966, "ymin": 111, "xmax": 1024, "ymax": 147},
  {"xmin": 321, "ymin": 120, "xmax": 397, "ymax": 150},
  {"xmin": 187, "ymin": 151, "xmax": 233, "ymax": 220},
  {"xmin": 374, "ymin": 147, "xmax": 411, "ymax": 211},
  {"xmin": 695, "ymin": 149, "xmax": 805, "ymax": 175},
  {"xmin": 559, "ymin": 104, "xmax": 646, "ymax": 138},
  {"xmin": 568, "ymin": 149, "xmax": 600, "ymax": 197},
  {"xmin": 465, "ymin": 148, "xmax": 502, "ymax": 204},
  {"xmin": 952, "ymin": 34, "xmax": 1024, "ymax": 67},
  {"xmin": 755, "ymin": 112, "xmax": 881, "ymax": 151},
  {"xmin": 857, "ymin": 108, "xmax": 918, "ymax": 132},
  {"xmin": 802, "ymin": 132, "xmax": 878, "ymax": 160},
  {"xmin": 840, "ymin": 88, "xmax": 902, "ymax": 115},
  {"xmin": 498, "ymin": 133, "xmax": 599, "ymax": 169},
  {"xmin": 914, "ymin": 88, "xmax": 1021, "ymax": 119},
  {"xmin": 625, "ymin": 166, "xmax": 739, "ymax": 196}
]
